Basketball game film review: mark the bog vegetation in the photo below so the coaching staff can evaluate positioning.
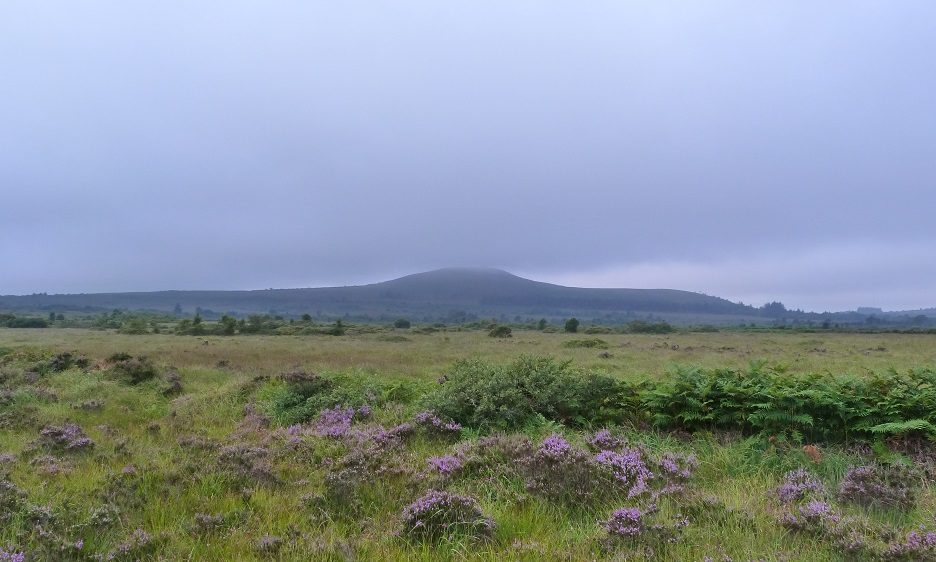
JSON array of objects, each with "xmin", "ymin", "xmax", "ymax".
[{"xmin": 1, "ymin": 328, "xmax": 936, "ymax": 560}]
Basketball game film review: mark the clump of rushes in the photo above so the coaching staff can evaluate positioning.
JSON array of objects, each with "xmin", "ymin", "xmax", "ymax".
[
  {"xmin": 401, "ymin": 490, "xmax": 495, "ymax": 542},
  {"xmin": 837, "ymin": 464, "xmax": 916, "ymax": 510}
]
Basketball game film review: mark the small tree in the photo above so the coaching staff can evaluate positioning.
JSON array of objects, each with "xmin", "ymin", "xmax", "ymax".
[
  {"xmin": 564, "ymin": 318, "xmax": 580, "ymax": 333},
  {"xmin": 301, "ymin": 313, "xmax": 312, "ymax": 323},
  {"xmin": 394, "ymin": 318, "xmax": 411, "ymax": 329},
  {"xmin": 219, "ymin": 315, "xmax": 237, "ymax": 335},
  {"xmin": 537, "ymin": 318, "xmax": 548, "ymax": 331}
]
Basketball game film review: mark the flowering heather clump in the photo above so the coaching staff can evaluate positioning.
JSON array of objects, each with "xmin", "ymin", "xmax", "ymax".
[
  {"xmin": 779, "ymin": 500, "xmax": 841, "ymax": 532},
  {"xmin": 653, "ymin": 452, "xmax": 698, "ymax": 496},
  {"xmin": 191, "ymin": 513, "xmax": 224, "ymax": 533},
  {"xmin": 255, "ymin": 535, "xmax": 283, "ymax": 555},
  {"xmin": 313, "ymin": 405, "xmax": 369, "ymax": 437},
  {"xmin": 522, "ymin": 434, "xmax": 608, "ymax": 504},
  {"xmin": 595, "ymin": 449, "xmax": 653, "ymax": 498},
  {"xmin": 427, "ymin": 455, "xmax": 462, "ymax": 476},
  {"xmin": 217, "ymin": 444, "xmax": 275, "ymax": 483},
  {"xmin": 413, "ymin": 411, "xmax": 462, "ymax": 437},
  {"xmin": 884, "ymin": 527, "xmax": 936, "ymax": 559},
  {"xmin": 455, "ymin": 434, "xmax": 533, "ymax": 477},
  {"xmin": 313, "ymin": 406, "xmax": 355, "ymax": 437},
  {"xmin": 105, "ymin": 529, "xmax": 154, "ymax": 561},
  {"xmin": 838, "ymin": 464, "xmax": 916, "ymax": 510},
  {"xmin": 0, "ymin": 549, "xmax": 25, "ymax": 562},
  {"xmin": 37, "ymin": 423, "xmax": 94, "ymax": 451},
  {"xmin": 604, "ymin": 507, "xmax": 643, "ymax": 537},
  {"xmin": 775, "ymin": 468, "xmax": 825, "ymax": 504},
  {"xmin": 588, "ymin": 429, "xmax": 627, "ymax": 452},
  {"xmin": 401, "ymin": 490, "xmax": 495, "ymax": 541},
  {"xmin": 30, "ymin": 455, "xmax": 70, "ymax": 476}
]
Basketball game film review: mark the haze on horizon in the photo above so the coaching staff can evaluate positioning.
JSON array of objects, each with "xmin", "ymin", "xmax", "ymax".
[{"xmin": 2, "ymin": 2, "xmax": 935, "ymax": 313}]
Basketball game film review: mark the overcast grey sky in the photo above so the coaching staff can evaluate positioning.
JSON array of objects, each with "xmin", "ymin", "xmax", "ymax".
[{"xmin": 2, "ymin": 1, "xmax": 935, "ymax": 312}]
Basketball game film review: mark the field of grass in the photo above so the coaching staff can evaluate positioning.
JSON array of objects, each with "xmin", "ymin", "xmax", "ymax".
[{"xmin": 2, "ymin": 328, "xmax": 936, "ymax": 561}]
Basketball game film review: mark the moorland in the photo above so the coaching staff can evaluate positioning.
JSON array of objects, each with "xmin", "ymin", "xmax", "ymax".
[{"xmin": 2, "ymin": 327, "xmax": 936, "ymax": 561}]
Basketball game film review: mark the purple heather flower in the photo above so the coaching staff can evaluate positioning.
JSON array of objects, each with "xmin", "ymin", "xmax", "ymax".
[
  {"xmin": 539, "ymin": 434, "xmax": 572, "ymax": 459},
  {"xmin": 427, "ymin": 455, "xmax": 462, "ymax": 475},
  {"xmin": 604, "ymin": 507, "xmax": 643, "ymax": 537},
  {"xmin": 775, "ymin": 468, "xmax": 825, "ymax": 504},
  {"xmin": 413, "ymin": 411, "xmax": 462, "ymax": 435},
  {"xmin": 313, "ymin": 406, "xmax": 356, "ymax": 437},
  {"xmin": 595, "ymin": 449, "xmax": 653, "ymax": 498}
]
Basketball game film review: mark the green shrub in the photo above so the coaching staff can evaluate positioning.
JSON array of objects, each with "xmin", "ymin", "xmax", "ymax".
[
  {"xmin": 258, "ymin": 371, "xmax": 425, "ymax": 426},
  {"xmin": 422, "ymin": 356, "xmax": 638, "ymax": 430},
  {"xmin": 110, "ymin": 356, "xmax": 159, "ymax": 384},
  {"xmin": 488, "ymin": 326, "xmax": 512, "ymax": 338},
  {"xmin": 563, "ymin": 338, "xmax": 608, "ymax": 349},
  {"xmin": 626, "ymin": 320, "xmax": 674, "ymax": 334}
]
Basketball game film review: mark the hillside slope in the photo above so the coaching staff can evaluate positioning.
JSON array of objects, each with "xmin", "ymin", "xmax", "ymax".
[{"xmin": 0, "ymin": 267, "xmax": 757, "ymax": 322}]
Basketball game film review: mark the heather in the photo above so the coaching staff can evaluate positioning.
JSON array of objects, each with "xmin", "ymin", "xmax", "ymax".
[{"xmin": 1, "ymin": 329, "xmax": 936, "ymax": 560}]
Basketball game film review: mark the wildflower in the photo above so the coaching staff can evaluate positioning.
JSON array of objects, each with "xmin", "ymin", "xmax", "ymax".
[
  {"xmin": 401, "ymin": 490, "xmax": 495, "ymax": 541},
  {"xmin": 413, "ymin": 411, "xmax": 462, "ymax": 436},
  {"xmin": 595, "ymin": 449, "xmax": 653, "ymax": 498},
  {"xmin": 587, "ymin": 429, "xmax": 626, "ymax": 452},
  {"xmin": 313, "ymin": 406, "xmax": 356, "ymax": 438},
  {"xmin": 775, "ymin": 468, "xmax": 824, "ymax": 504},
  {"xmin": 603, "ymin": 507, "xmax": 643, "ymax": 537},
  {"xmin": 427, "ymin": 455, "xmax": 462, "ymax": 475}
]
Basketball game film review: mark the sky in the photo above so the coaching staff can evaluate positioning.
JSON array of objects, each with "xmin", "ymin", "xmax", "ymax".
[{"xmin": 2, "ymin": 2, "xmax": 935, "ymax": 312}]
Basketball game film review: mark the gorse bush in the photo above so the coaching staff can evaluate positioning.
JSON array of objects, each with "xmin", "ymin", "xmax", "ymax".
[{"xmin": 422, "ymin": 356, "xmax": 639, "ymax": 430}]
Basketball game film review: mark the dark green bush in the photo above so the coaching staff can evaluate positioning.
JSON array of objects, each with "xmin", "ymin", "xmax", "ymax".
[
  {"xmin": 260, "ymin": 371, "xmax": 426, "ymax": 426},
  {"xmin": 626, "ymin": 320, "xmax": 674, "ymax": 334},
  {"xmin": 488, "ymin": 326, "xmax": 512, "ymax": 338},
  {"xmin": 563, "ymin": 338, "xmax": 608, "ymax": 349},
  {"xmin": 422, "ymin": 356, "xmax": 639, "ymax": 430},
  {"xmin": 110, "ymin": 356, "xmax": 159, "ymax": 384}
]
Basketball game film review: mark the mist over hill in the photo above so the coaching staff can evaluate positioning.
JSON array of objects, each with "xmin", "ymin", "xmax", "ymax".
[{"xmin": 1, "ymin": 268, "xmax": 766, "ymax": 324}]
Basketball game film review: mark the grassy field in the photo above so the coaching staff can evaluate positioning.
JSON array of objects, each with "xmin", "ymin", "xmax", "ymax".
[{"xmin": 2, "ymin": 328, "xmax": 936, "ymax": 561}]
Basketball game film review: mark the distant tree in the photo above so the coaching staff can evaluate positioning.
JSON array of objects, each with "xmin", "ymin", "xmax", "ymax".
[
  {"xmin": 301, "ymin": 313, "xmax": 312, "ymax": 323},
  {"xmin": 49, "ymin": 312, "xmax": 56, "ymax": 322},
  {"xmin": 760, "ymin": 302, "xmax": 787, "ymax": 316},
  {"xmin": 488, "ymin": 325, "xmax": 512, "ymax": 338},
  {"xmin": 173, "ymin": 303, "xmax": 182, "ymax": 316},
  {"xmin": 564, "ymin": 318, "xmax": 579, "ymax": 333},
  {"xmin": 537, "ymin": 318, "xmax": 548, "ymax": 331},
  {"xmin": 191, "ymin": 314, "xmax": 205, "ymax": 336},
  {"xmin": 219, "ymin": 315, "xmax": 237, "ymax": 335},
  {"xmin": 56, "ymin": 313, "xmax": 64, "ymax": 321},
  {"xmin": 394, "ymin": 318, "xmax": 411, "ymax": 329}
]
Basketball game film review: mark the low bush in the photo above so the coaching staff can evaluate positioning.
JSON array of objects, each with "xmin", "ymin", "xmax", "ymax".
[
  {"xmin": 400, "ymin": 490, "xmax": 495, "ymax": 542},
  {"xmin": 422, "ymin": 356, "xmax": 639, "ymax": 430},
  {"xmin": 110, "ymin": 356, "xmax": 159, "ymax": 384},
  {"xmin": 563, "ymin": 338, "xmax": 608, "ymax": 349}
]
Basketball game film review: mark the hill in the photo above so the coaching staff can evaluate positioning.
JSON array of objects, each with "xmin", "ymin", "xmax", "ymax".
[{"xmin": 0, "ymin": 267, "xmax": 764, "ymax": 324}]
